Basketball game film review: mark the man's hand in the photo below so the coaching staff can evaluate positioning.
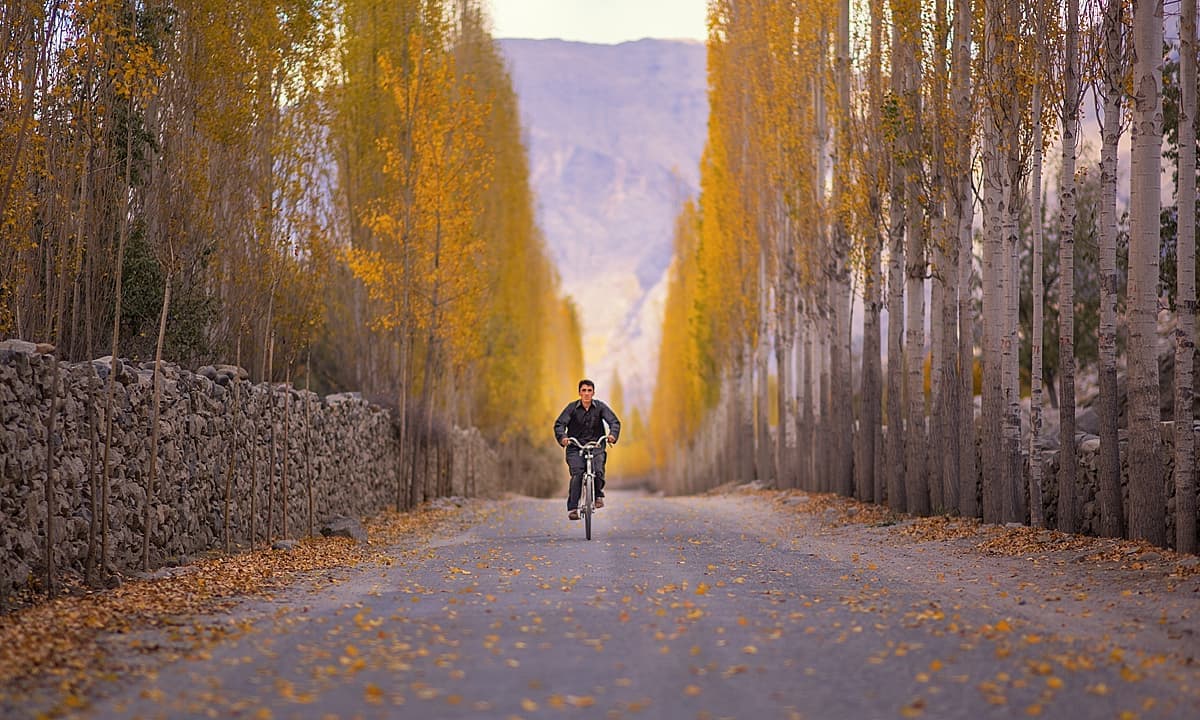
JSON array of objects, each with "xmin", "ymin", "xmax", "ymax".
[
  {"xmin": 607, "ymin": 435, "xmax": 616, "ymax": 445},
  {"xmin": 560, "ymin": 437, "xmax": 569, "ymax": 447}
]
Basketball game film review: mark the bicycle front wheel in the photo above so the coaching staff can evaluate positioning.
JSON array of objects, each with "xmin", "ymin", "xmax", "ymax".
[{"xmin": 583, "ymin": 475, "xmax": 593, "ymax": 540}]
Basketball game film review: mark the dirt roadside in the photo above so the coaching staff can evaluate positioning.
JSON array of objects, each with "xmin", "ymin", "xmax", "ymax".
[{"xmin": 731, "ymin": 485, "xmax": 1199, "ymax": 664}]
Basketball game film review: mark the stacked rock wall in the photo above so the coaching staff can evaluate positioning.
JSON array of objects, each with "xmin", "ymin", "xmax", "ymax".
[
  {"xmin": 877, "ymin": 421, "xmax": 1197, "ymax": 546},
  {"xmin": 1029, "ymin": 423, "xmax": 1200, "ymax": 542},
  {"xmin": 0, "ymin": 344, "xmax": 493, "ymax": 597}
]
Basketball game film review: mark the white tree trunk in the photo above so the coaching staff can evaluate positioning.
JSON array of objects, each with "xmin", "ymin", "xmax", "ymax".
[
  {"xmin": 1000, "ymin": 0, "xmax": 1024, "ymax": 525},
  {"xmin": 859, "ymin": 0, "xmax": 886, "ymax": 506},
  {"xmin": 886, "ymin": 15, "xmax": 907, "ymax": 512},
  {"xmin": 833, "ymin": 0, "xmax": 855, "ymax": 497},
  {"xmin": 755, "ymin": 251, "xmax": 771, "ymax": 486},
  {"xmin": 953, "ymin": 0, "xmax": 978, "ymax": 519},
  {"xmin": 1057, "ymin": 0, "xmax": 1082, "ymax": 534},
  {"xmin": 1097, "ymin": 0, "xmax": 1126, "ymax": 538},
  {"xmin": 1174, "ymin": 0, "xmax": 1197, "ymax": 553},
  {"xmin": 1029, "ymin": 41, "xmax": 1046, "ymax": 529},
  {"xmin": 804, "ymin": 318, "xmax": 817, "ymax": 489},
  {"xmin": 886, "ymin": 195, "xmax": 906, "ymax": 511},
  {"xmin": 1127, "ymin": 0, "xmax": 1166, "ymax": 546},
  {"xmin": 980, "ymin": 0, "xmax": 1006, "ymax": 524},
  {"xmin": 929, "ymin": 0, "xmax": 951, "ymax": 514},
  {"xmin": 905, "ymin": 190, "xmax": 928, "ymax": 515}
]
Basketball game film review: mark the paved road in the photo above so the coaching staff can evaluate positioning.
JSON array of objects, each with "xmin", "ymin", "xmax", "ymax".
[{"xmin": 83, "ymin": 491, "xmax": 1200, "ymax": 719}]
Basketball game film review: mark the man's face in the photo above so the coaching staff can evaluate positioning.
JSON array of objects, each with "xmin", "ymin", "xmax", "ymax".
[{"xmin": 579, "ymin": 385, "xmax": 594, "ymax": 404}]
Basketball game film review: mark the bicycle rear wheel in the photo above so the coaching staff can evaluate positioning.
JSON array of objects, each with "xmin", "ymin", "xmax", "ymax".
[{"xmin": 583, "ymin": 475, "xmax": 593, "ymax": 540}]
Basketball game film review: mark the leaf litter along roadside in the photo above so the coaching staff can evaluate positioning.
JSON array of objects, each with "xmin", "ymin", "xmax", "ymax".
[
  {"xmin": 0, "ymin": 503, "xmax": 467, "ymax": 717},
  {"xmin": 731, "ymin": 485, "xmax": 1200, "ymax": 652},
  {"xmin": 731, "ymin": 483, "xmax": 1200, "ymax": 581},
  {"xmin": 722, "ymin": 484, "xmax": 1200, "ymax": 716}
]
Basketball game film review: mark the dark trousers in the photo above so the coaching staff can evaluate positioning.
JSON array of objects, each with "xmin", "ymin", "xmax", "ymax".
[{"xmin": 566, "ymin": 447, "xmax": 606, "ymax": 511}]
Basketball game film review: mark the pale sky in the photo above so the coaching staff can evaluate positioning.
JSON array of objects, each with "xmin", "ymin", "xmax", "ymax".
[{"xmin": 487, "ymin": 0, "xmax": 708, "ymax": 44}]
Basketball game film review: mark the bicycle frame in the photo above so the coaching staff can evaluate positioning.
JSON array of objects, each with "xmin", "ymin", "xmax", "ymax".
[{"xmin": 567, "ymin": 437, "xmax": 607, "ymax": 540}]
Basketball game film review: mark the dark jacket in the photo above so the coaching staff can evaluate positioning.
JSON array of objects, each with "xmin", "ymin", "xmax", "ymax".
[{"xmin": 554, "ymin": 399, "xmax": 621, "ymax": 445}]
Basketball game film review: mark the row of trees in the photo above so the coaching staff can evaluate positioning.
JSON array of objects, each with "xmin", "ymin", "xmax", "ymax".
[
  {"xmin": 649, "ymin": 0, "xmax": 1198, "ymax": 551},
  {"xmin": 0, "ymin": 0, "xmax": 580, "ymax": 455}
]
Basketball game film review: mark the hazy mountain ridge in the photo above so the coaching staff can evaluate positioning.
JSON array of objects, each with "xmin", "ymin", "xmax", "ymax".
[{"xmin": 498, "ymin": 38, "xmax": 707, "ymax": 409}]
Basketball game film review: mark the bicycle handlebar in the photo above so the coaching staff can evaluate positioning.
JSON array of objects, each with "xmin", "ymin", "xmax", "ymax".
[{"xmin": 566, "ymin": 436, "xmax": 609, "ymax": 451}]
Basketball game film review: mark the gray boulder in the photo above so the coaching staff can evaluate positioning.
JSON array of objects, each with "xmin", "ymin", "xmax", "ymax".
[
  {"xmin": 1075, "ymin": 406, "xmax": 1099, "ymax": 436},
  {"xmin": 0, "ymin": 339, "xmax": 37, "ymax": 354},
  {"xmin": 320, "ymin": 516, "xmax": 368, "ymax": 543}
]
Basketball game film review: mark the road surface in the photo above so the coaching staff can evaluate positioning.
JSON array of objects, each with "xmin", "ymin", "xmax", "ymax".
[{"xmin": 66, "ymin": 490, "xmax": 1200, "ymax": 718}]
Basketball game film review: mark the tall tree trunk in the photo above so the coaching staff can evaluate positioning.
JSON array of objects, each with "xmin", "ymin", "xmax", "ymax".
[
  {"xmin": 980, "ymin": 0, "xmax": 1005, "ymax": 523},
  {"xmin": 397, "ymin": 326, "xmax": 410, "ymax": 511},
  {"xmin": 43, "ymin": 350, "xmax": 60, "ymax": 597},
  {"xmin": 859, "ymin": 0, "xmax": 886, "ymax": 506},
  {"xmin": 99, "ymin": 99, "xmax": 136, "ymax": 582},
  {"xmin": 953, "ymin": 0, "xmax": 977, "ymax": 518},
  {"xmin": 887, "ymin": 13, "xmax": 907, "ymax": 510},
  {"xmin": 85, "ymin": 365, "xmax": 99, "ymax": 584},
  {"xmin": 250, "ymin": 395, "xmax": 258, "ymax": 549},
  {"xmin": 860, "ymin": 247, "xmax": 882, "ymax": 503},
  {"xmin": 266, "ymin": 347, "xmax": 276, "ymax": 542},
  {"xmin": 802, "ymin": 324, "xmax": 816, "ymax": 489},
  {"xmin": 886, "ymin": 188, "xmax": 906, "ymax": 512},
  {"xmin": 756, "ymin": 265, "xmax": 771, "ymax": 486},
  {"xmin": 282, "ymin": 364, "xmax": 291, "ymax": 540},
  {"xmin": 904, "ymin": 195, "xmax": 928, "ymax": 515},
  {"xmin": 738, "ymin": 353, "xmax": 755, "ymax": 484},
  {"xmin": 1174, "ymin": 0, "xmax": 1197, "ymax": 553},
  {"xmin": 1029, "ymin": 25, "xmax": 1047, "ymax": 529},
  {"xmin": 1127, "ymin": 0, "xmax": 1166, "ymax": 546},
  {"xmin": 1097, "ymin": 0, "xmax": 1126, "ymax": 538},
  {"xmin": 930, "ymin": 0, "xmax": 956, "ymax": 511},
  {"xmin": 1057, "ymin": 0, "xmax": 1081, "ymax": 534},
  {"xmin": 833, "ymin": 0, "xmax": 854, "ymax": 497},
  {"xmin": 833, "ymin": 280, "xmax": 853, "ymax": 496},
  {"xmin": 775, "ymin": 299, "xmax": 792, "ymax": 488},
  {"xmin": 940, "ymin": 231, "xmax": 961, "ymax": 513},
  {"xmin": 224, "ymin": 373, "xmax": 238, "ymax": 554},
  {"xmin": 929, "ymin": 254, "xmax": 946, "ymax": 512},
  {"xmin": 820, "ymin": 306, "xmax": 834, "ymax": 493},
  {"xmin": 306, "ymin": 349, "xmax": 315, "ymax": 537},
  {"xmin": 1000, "ymin": 0, "xmax": 1024, "ymax": 525},
  {"xmin": 143, "ymin": 278, "xmax": 172, "ymax": 571}
]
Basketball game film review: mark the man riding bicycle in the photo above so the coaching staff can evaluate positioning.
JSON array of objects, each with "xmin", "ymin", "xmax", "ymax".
[{"xmin": 554, "ymin": 379, "xmax": 621, "ymax": 520}]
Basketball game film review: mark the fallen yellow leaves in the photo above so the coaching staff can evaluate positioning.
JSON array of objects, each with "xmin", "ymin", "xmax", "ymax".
[
  {"xmin": 901, "ymin": 516, "xmax": 985, "ymax": 542},
  {"xmin": 0, "ymin": 504, "xmax": 460, "ymax": 713},
  {"xmin": 364, "ymin": 683, "xmax": 384, "ymax": 704},
  {"xmin": 900, "ymin": 697, "xmax": 926, "ymax": 717}
]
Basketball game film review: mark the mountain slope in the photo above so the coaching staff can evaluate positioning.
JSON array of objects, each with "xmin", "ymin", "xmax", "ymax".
[{"xmin": 499, "ymin": 38, "xmax": 707, "ymax": 409}]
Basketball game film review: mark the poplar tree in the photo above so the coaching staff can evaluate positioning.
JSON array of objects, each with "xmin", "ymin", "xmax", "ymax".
[{"xmin": 1127, "ymin": 0, "xmax": 1165, "ymax": 546}]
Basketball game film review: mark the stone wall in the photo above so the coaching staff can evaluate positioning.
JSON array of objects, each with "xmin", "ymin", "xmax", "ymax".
[
  {"xmin": 876, "ymin": 421, "xmax": 1197, "ymax": 547},
  {"xmin": 1029, "ymin": 423, "xmax": 1200, "ymax": 543},
  {"xmin": 0, "ymin": 343, "xmax": 494, "ymax": 598}
]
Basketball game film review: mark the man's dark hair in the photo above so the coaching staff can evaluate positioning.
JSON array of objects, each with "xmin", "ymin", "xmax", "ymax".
[{"xmin": 578, "ymin": 379, "xmax": 595, "ymax": 391}]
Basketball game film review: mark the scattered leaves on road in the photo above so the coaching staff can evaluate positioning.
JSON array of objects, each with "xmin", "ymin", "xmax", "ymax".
[{"xmin": 0, "ymin": 504, "xmax": 460, "ymax": 715}]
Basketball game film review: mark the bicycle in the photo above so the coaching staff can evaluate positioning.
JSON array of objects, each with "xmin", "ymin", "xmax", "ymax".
[{"xmin": 566, "ymin": 436, "xmax": 608, "ymax": 540}]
